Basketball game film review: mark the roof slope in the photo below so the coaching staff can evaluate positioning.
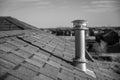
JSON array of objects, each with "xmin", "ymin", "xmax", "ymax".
[
  {"xmin": 0, "ymin": 17, "xmax": 120, "ymax": 80},
  {"xmin": 0, "ymin": 16, "xmax": 40, "ymax": 31},
  {"xmin": 0, "ymin": 30, "xmax": 95, "ymax": 80}
]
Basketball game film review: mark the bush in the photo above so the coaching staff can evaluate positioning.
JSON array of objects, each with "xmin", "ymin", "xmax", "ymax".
[{"xmin": 92, "ymin": 40, "xmax": 107, "ymax": 55}]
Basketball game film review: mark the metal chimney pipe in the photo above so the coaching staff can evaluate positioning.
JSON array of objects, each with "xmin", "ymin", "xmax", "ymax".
[
  {"xmin": 72, "ymin": 20, "xmax": 96, "ymax": 78},
  {"xmin": 72, "ymin": 20, "xmax": 88, "ymax": 71}
]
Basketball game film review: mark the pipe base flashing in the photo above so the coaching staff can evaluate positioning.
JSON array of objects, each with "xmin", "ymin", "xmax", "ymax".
[{"xmin": 85, "ymin": 69, "xmax": 96, "ymax": 78}]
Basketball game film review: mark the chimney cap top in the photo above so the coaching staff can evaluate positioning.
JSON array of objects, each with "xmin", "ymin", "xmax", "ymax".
[{"xmin": 72, "ymin": 20, "xmax": 87, "ymax": 24}]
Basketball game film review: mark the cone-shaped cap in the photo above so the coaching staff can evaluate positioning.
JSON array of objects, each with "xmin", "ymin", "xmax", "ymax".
[
  {"xmin": 72, "ymin": 20, "xmax": 88, "ymax": 29},
  {"xmin": 72, "ymin": 20, "xmax": 87, "ymax": 24}
]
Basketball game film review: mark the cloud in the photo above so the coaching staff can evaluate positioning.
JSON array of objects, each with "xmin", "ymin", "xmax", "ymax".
[
  {"xmin": 91, "ymin": 0, "xmax": 117, "ymax": 4},
  {"xmin": 1, "ymin": 0, "xmax": 120, "ymax": 14},
  {"xmin": 81, "ymin": 0, "xmax": 120, "ymax": 12},
  {"xmin": 0, "ymin": 0, "xmax": 51, "ymax": 12}
]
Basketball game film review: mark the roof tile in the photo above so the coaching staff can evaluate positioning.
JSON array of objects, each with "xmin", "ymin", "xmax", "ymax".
[
  {"xmin": 21, "ymin": 61, "xmax": 40, "ymax": 72},
  {"xmin": 42, "ymin": 64, "xmax": 59, "ymax": 79},
  {"xmin": 0, "ymin": 58, "xmax": 16, "ymax": 69},
  {"xmin": 43, "ymin": 45, "xmax": 55, "ymax": 52},
  {"xmin": 39, "ymin": 74, "xmax": 53, "ymax": 80},
  {"xmin": 47, "ymin": 41, "xmax": 57, "ymax": 48},
  {"xmin": 55, "ymin": 44, "xmax": 65, "ymax": 51},
  {"xmin": 61, "ymin": 61, "xmax": 74, "ymax": 70},
  {"xmin": 5, "ymin": 74, "xmax": 21, "ymax": 80},
  {"xmin": 49, "ymin": 56, "xmax": 62, "ymax": 64},
  {"xmin": 0, "ymin": 66, "xmax": 9, "ymax": 77},
  {"xmin": 10, "ymin": 49, "xmax": 32, "ymax": 59},
  {"xmin": 0, "ymin": 32, "xmax": 8, "ymax": 38},
  {"xmin": 33, "ymin": 74, "xmax": 53, "ymax": 80},
  {"xmin": 47, "ymin": 59, "xmax": 61, "ymax": 69},
  {"xmin": 7, "ymin": 37, "xmax": 28, "ymax": 47},
  {"xmin": 0, "ymin": 52, "xmax": 24, "ymax": 65},
  {"xmin": 57, "ymin": 72, "xmax": 74, "ymax": 80},
  {"xmin": 34, "ymin": 51, "xmax": 50, "ymax": 61},
  {"xmin": 52, "ymin": 49, "xmax": 64, "ymax": 57},
  {"xmin": 0, "ymin": 43, "xmax": 17, "ymax": 52},
  {"xmin": 7, "ymin": 69, "xmax": 32, "ymax": 80},
  {"xmin": 16, "ymin": 66, "xmax": 37, "ymax": 77},
  {"xmin": 26, "ymin": 58, "xmax": 45, "ymax": 68}
]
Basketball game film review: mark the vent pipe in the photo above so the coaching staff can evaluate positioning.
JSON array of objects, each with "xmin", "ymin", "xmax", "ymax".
[
  {"xmin": 72, "ymin": 20, "xmax": 96, "ymax": 78},
  {"xmin": 72, "ymin": 20, "xmax": 88, "ymax": 71}
]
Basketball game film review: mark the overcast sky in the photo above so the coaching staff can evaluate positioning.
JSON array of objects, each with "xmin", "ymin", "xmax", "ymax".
[{"xmin": 0, "ymin": 0, "xmax": 120, "ymax": 28}]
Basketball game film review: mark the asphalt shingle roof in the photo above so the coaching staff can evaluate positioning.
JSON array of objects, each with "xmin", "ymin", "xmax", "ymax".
[
  {"xmin": 0, "ymin": 17, "xmax": 120, "ymax": 80},
  {"xmin": 0, "ymin": 30, "xmax": 94, "ymax": 80}
]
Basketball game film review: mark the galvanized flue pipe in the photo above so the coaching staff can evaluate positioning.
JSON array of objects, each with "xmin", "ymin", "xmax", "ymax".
[{"xmin": 72, "ymin": 20, "xmax": 88, "ymax": 71}]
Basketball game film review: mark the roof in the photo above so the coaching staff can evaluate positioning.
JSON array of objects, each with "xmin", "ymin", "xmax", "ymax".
[
  {"xmin": 0, "ymin": 17, "xmax": 120, "ymax": 80},
  {"xmin": 0, "ymin": 30, "xmax": 94, "ymax": 80},
  {"xmin": 0, "ymin": 16, "xmax": 40, "ymax": 31}
]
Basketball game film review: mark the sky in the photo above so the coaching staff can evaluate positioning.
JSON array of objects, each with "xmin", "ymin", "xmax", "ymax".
[{"xmin": 0, "ymin": 0, "xmax": 120, "ymax": 28}]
